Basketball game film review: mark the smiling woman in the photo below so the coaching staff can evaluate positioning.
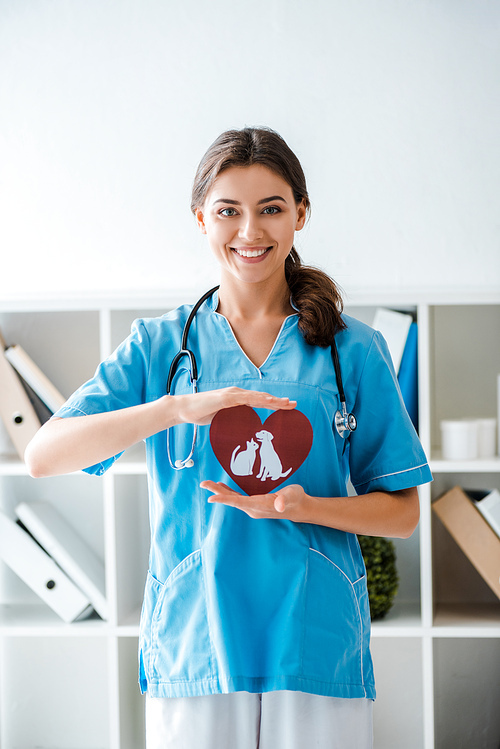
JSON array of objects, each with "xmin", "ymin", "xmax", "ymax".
[
  {"xmin": 190, "ymin": 127, "xmax": 347, "ymax": 350},
  {"xmin": 24, "ymin": 126, "xmax": 432, "ymax": 749}
]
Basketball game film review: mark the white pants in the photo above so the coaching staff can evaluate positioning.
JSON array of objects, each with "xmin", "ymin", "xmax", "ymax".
[{"xmin": 146, "ymin": 691, "xmax": 373, "ymax": 749}]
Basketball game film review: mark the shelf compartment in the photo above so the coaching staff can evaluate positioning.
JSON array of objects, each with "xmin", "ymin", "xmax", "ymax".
[
  {"xmin": 433, "ymin": 638, "xmax": 500, "ymax": 749},
  {"xmin": 0, "ymin": 309, "xmax": 101, "ymax": 460},
  {"xmin": 0, "ymin": 309, "xmax": 101, "ymax": 408},
  {"xmin": 0, "ymin": 474, "xmax": 106, "ymax": 619},
  {"xmin": 114, "ymin": 475, "xmax": 150, "ymax": 626},
  {"xmin": 367, "ymin": 520, "xmax": 422, "ymax": 635},
  {"xmin": 429, "ymin": 304, "xmax": 500, "ymax": 457},
  {"xmin": 0, "ymin": 635, "xmax": 110, "ymax": 748},
  {"xmin": 431, "ymin": 474, "xmax": 500, "ymax": 624},
  {"xmin": 372, "ymin": 638, "xmax": 423, "ymax": 749}
]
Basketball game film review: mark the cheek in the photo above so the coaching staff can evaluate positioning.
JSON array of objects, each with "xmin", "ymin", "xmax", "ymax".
[
  {"xmin": 278, "ymin": 223, "xmax": 298, "ymax": 245},
  {"xmin": 210, "ymin": 224, "xmax": 235, "ymax": 246},
  {"xmin": 202, "ymin": 222, "xmax": 219, "ymax": 244},
  {"xmin": 206, "ymin": 227, "xmax": 231, "ymax": 253}
]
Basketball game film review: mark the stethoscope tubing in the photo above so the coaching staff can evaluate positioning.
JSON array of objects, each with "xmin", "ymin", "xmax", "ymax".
[{"xmin": 166, "ymin": 286, "xmax": 356, "ymax": 469}]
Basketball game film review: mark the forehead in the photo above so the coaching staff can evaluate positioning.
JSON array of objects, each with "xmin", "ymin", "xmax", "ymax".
[{"xmin": 207, "ymin": 164, "xmax": 294, "ymax": 204}]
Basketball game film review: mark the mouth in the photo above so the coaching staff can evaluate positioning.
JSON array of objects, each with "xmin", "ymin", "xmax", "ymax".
[{"xmin": 231, "ymin": 246, "xmax": 272, "ymax": 258}]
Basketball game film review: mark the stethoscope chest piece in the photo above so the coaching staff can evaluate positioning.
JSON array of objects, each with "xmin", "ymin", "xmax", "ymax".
[
  {"xmin": 174, "ymin": 458, "xmax": 194, "ymax": 469},
  {"xmin": 331, "ymin": 339, "xmax": 357, "ymax": 439},
  {"xmin": 334, "ymin": 406, "xmax": 357, "ymax": 438}
]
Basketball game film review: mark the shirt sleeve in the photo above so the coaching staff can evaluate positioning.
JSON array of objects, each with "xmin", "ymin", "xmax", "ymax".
[
  {"xmin": 52, "ymin": 319, "xmax": 151, "ymax": 475},
  {"xmin": 348, "ymin": 330, "xmax": 432, "ymax": 494}
]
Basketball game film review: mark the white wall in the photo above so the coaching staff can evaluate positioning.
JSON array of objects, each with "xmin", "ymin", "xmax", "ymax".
[{"xmin": 1, "ymin": 0, "xmax": 499, "ymax": 300}]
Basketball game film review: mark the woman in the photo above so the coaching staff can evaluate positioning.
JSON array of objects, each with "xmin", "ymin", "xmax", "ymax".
[{"xmin": 25, "ymin": 127, "xmax": 432, "ymax": 748}]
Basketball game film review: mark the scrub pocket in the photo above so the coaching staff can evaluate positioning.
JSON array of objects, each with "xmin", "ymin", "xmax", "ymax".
[
  {"xmin": 302, "ymin": 548, "xmax": 366, "ymax": 691},
  {"xmin": 147, "ymin": 550, "xmax": 214, "ymax": 686}
]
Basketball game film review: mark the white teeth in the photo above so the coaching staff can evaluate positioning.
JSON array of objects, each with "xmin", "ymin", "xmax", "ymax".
[{"xmin": 234, "ymin": 248, "xmax": 269, "ymax": 257}]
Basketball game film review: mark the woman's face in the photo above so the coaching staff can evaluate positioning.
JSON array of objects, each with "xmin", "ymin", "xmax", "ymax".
[{"xmin": 195, "ymin": 164, "xmax": 306, "ymax": 287}]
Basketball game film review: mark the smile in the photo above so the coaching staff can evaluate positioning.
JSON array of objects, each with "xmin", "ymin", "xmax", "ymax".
[{"xmin": 232, "ymin": 247, "xmax": 271, "ymax": 258}]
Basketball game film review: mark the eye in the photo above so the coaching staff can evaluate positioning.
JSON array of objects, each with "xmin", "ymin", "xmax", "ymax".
[
  {"xmin": 262, "ymin": 205, "xmax": 281, "ymax": 215},
  {"xmin": 219, "ymin": 207, "xmax": 238, "ymax": 217}
]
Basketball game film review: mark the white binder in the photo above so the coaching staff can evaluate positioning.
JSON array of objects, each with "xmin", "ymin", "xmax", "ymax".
[
  {"xmin": 4, "ymin": 344, "xmax": 66, "ymax": 414},
  {"xmin": 0, "ymin": 509, "xmax": 93, "ymax": 623},
  {"xmin": 0, "ymin": 347, "xmax": 41, "ymax": 459},
  {"xmin": 16, "ymin": 501, "xmax": 108, "ymax": 620}
]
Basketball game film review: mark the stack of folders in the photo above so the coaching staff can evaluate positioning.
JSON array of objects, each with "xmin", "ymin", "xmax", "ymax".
[
  {"xmin": 372, "ymin": 308, "xmax": 418, "ymax": 431},
  {"xmin": 0, "ymin": 328, "xmax": 66, "ymax": 459},
  {"xmin": 0, "ymin": 502, "xmax": 107, "ymax": 623},
  {"xmin": 0, "ymin": 332, "xmax": 107, "ymax": 622}
]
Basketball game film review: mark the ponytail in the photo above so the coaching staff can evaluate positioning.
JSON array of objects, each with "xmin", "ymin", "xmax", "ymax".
[{"xmin": 285, "ymin": 248, "xmax": 346, "ymax": 347}]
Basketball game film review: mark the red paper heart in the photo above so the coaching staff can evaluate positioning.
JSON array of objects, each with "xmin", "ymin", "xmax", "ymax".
[{"xmin": 210, "ymin": 406, "xmax": 313, "ymax": 495}]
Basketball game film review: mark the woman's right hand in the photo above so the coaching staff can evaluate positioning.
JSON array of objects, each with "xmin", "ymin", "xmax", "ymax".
[
  {"xmin": 25, "ymin": 387, "xmax": 296, "ymax": 479},
  {"xmin": 173, "ymin": 387, "xmax": 296, "ymax": 426}
]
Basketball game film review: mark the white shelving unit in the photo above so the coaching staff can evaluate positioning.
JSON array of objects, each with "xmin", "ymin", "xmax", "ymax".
[{"xmin": 1, "ymin": 290, "xmax": 499, "ymax": 749}]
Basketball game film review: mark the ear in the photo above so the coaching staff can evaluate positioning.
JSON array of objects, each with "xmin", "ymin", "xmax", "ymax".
[
  {"xmin": 195, "ymin": 207, "xmax": 207, "ymax": 234},
  {"xmin": 295, "ymin": 199, "xmax": 307, "ymax": 231}
]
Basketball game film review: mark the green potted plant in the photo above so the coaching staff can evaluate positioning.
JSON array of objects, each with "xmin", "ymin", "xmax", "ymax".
[{"xmin": 357, "ymin": 536, "xmax": 399, "ymax": 620}]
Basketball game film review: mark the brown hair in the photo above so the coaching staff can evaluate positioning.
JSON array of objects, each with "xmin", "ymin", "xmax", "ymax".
[{"xmin": 191, "ymin": 127, "xmax": 346, "ymax": 346}]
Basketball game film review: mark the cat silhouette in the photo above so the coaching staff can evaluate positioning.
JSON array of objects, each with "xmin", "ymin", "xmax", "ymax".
[{"xmin": 230, "ymin": 438, "xmax": 259, "ymax": 476}]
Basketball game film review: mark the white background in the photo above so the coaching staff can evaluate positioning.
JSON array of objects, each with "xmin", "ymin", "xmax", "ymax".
[{"xmin": 1, "ymin": 0, "xmax": 499, "ymax": 300}]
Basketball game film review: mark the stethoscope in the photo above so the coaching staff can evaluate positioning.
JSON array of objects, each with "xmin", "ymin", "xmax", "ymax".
[{"xmin": 166, "ymin": 286, "xmax": 357, "ymax": 470}]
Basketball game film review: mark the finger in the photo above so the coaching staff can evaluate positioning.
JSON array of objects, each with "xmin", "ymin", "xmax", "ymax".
[
  {"xmin": 200, "ymin": 480, "xmax": 239, "ymax": 494},
  {"xmin": 257, "ymin": 395, "xmax": 297, "ymax": 410},
  {"xmin": 206, "ymin": 494, "xmax": 235, "ymax": 505},
  {"xmin": 204, "ymin": 490, "xmax": 277, "ymax": 508},
  {"xmin": 206, "ymin": 492, "xmax": 246, "ymax": 506},
  {"xmin": 226, "ymin": 390, "xmax": 296, "ymax": 410}
]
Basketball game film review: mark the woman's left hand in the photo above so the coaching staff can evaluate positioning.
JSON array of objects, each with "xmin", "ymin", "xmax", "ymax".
[{"xmin": 200, "ymin": 480, "xmax": 308, "ymax": 522}]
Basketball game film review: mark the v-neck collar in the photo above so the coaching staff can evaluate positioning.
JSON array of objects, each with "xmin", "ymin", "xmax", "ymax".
[{"xmin": 206, "ymin": 289, "xmax": 298, "ymax": 376}]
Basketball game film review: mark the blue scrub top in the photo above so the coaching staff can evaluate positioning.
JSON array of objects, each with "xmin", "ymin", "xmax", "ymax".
[{"xmin": 55, "ymin": 292, "xmax": 432, "ymax": 700}]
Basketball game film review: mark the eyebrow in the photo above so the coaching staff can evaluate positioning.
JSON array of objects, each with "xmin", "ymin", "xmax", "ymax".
[{"xmin": 212, "ymin": 195, "xmax": 288, "ymax": 206}]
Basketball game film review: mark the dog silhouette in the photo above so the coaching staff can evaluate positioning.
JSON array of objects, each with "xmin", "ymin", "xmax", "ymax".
[{"xmin": 255, "ymin": 429, "xmax": 292, "ymax": 481}]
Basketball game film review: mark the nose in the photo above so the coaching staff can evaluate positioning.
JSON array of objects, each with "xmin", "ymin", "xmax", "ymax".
[{"xmin": 238, "ymin": 213, "xmax": 263, "ymax": 242}]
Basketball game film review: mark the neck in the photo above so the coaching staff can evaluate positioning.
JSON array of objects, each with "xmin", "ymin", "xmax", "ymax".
[{"xmin": 216, "ymin": 275, "xmax": 293, "ymax": 321}]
